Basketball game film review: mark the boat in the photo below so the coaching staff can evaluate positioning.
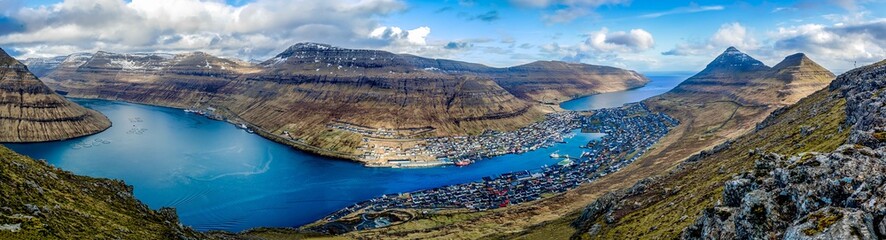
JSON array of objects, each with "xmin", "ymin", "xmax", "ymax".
[
  {"xmin": 455, "ymin": 159, "xmax": 473, "ymax": 167},
  {"xmin": 549, "ymin": 151, "xmax": 560, "ymax": 158}
]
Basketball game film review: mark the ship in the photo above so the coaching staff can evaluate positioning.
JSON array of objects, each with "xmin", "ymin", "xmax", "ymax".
[{"xmin": 455, "ymin": 159, "xmax": 473, "ymax": 167}]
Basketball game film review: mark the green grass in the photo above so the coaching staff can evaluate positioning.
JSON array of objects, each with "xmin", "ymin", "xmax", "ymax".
[
  {"xmin": 802, "ymin": 209, "xmax": 843, "ymax": 236},
  {"xmin": 0, "ymin": 146, "xmax": 202, "ymax": 239},
  {"xmin": 575, "ymin": 88, "xmax": 849, "ymax": 239}
]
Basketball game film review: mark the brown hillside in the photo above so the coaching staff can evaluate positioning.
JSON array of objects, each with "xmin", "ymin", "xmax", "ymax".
[{"xmin": 0, "ymin": 48, "xmax": 110, "ymax": 142}]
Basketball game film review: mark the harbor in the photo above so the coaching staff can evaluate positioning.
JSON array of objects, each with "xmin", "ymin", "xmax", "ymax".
[{"xmin": 313, "ymin": 102, "xmax": 680, "ymax": 232}]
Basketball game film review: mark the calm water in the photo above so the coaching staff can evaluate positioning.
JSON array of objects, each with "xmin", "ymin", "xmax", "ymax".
[
  {"xmin": 4, "ymin": 73, "xmax": 688, "ymax": 232},
  {"xmin": 4, "ymin": 100, "xmax": 601, "ymax": 232},
  {"xmin": 560, "ymin": 73, "xmax": 691, "ymax": 111}
]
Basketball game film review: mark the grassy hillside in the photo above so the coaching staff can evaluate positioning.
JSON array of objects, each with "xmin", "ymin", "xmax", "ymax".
[
  {"xmin": 0, "ymin": 146, "xmax": 202, "ymax": 239},
  {"xmin": 573, "ymin": 87, "xmax": 848, "ymax": 238},
  {"xmin": 570, "ymin": 59, "xmax": 885, "ymax": 239}
]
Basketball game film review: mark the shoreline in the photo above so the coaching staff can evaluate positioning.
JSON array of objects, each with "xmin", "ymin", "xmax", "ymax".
[{"xmin": 62, "ymin": 96, "xmax": 603, "ymax": 169}]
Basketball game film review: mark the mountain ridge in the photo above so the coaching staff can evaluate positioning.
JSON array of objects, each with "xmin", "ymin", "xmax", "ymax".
[{"xmin": 0, "ymin": 48, "xmax": 110, "ymax": 142}]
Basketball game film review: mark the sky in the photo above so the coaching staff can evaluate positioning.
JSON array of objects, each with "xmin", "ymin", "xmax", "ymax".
[{"xmin": 0, "ymin": 0, "xmax": 883, "ymax": 73}]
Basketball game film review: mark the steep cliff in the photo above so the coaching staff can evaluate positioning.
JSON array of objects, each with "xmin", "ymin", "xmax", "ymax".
[
  {"xmin": 570, "ymin": 60, "xmax": 885, "ymax": 239},
  {"xmin": 0, "ymin": 48, "xmax": 110, "ymax": 142}
]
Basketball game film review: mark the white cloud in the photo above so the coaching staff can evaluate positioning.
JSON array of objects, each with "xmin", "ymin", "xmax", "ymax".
[
  {"xmin": 585, "ymin": 28, "xmax": 654, "ymax": 52},
  {"xmin": 370, "ymin": 26, "xmax": 431, "ymax": 46},
  {"xmin": 638, "ymin": 5, "xmax": 724, "ymax": 19},
  {"xmin": 663, "ymin": 22, "xmax": 759, "ymax": 56},
  {"xmin": 770, "ymin": 19, "xmax": 885, "ymax": 71},
  {"xmin": 0, "ymin": 0, "xmax": 408, "ymax": 59},
  {"xmin": 538, "ymin": 27, "xmax": 656, "ymax": 69}
]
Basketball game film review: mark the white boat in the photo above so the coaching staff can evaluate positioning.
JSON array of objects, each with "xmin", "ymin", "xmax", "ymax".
[{"xmin": 549, "ymin": 151, "xmax": 560, "ymax": 158}]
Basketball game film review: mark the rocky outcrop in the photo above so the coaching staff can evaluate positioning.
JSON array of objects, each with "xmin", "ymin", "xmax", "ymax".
[{"xmin": 0, "ymin": 48, "xmax": 110, "ymax": 142}]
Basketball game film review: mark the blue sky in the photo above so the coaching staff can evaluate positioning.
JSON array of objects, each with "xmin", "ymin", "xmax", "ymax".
[{"xmin": 0, "ymin": 0, "xmax": 883, "ymax": 73}]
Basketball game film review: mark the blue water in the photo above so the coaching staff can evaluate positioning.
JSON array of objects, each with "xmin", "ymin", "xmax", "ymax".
[
  {"xmin": 3, "ymin": 73, "xmax": 688, "ymax": 232},
  {"xmin": 559, "ymin": 73, "xmax": 691, "ymax": 111},
  {"xmin": 4, "ymin": 99, "xmax": 601, "ymax": 232}
]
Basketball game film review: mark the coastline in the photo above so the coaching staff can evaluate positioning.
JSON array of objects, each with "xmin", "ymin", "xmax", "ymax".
[{"xmin": 59, "ymin": 90, "xmax": 621, "ymax": 169}]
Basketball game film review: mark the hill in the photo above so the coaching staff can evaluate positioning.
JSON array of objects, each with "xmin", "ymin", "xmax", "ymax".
[
  {"xmin": 0, "ymin": 48, "xmax": 110, "ymax": 142},
  {"xmin": 0, "ymin": 145, "xmax": 203, "ymax": 239}
]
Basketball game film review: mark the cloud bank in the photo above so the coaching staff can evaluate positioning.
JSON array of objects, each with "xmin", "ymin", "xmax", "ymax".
[{"xmin": 0, "ymin": 0, "xmax": 419, "ymax": 60}]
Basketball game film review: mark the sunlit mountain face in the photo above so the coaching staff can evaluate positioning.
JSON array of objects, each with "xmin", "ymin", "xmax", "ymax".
[{"xmin": 0, "ymin": 1, "xmax": 883, "ymax": 239}]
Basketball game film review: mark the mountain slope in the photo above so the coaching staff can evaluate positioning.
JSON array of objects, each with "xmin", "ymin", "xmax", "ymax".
[
  {"xmin": 571, "ymin": 59, "xmax": 885, "ymax": 239},
  {"xmin": 0, "ymin": 146, "xmax": 203, "ymax": 239},
  {"xmin": 20, "ymin": 56, "xmax": 68, "ymax": 78},
  {"xmin": 491, "ymin": 60, "xmax": 648, "ymax": 103},
  {"xmin": 256, "ymin": 43, "xmax": 649, "ymax": 104},
  {"xmin": 0, "ymin": 48, "xmax": 110, "ymax": 142},
  {"xmin": 640, "ymin": 48, "xmax": 834, "ymax": 174}
]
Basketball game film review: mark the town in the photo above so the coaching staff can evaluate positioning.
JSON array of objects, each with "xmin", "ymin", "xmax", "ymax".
[
  {"xmin": 312, "ymin": 103, "xmax": 679, "ymax": 233},
  {"xmin": 355, "ymin": 111, "xmax": 583, "ymax": 167}
]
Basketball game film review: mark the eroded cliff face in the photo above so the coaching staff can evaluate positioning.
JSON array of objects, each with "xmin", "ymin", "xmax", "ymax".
[
  {"xmin": 34, "ymin": 43, "xmax": 647, "ymax": 159},
  {"xmin": 0, "ymin": 48, "xmax": 110, "ymax": 142}
]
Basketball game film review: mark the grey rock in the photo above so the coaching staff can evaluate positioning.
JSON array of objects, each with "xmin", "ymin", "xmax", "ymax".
[
  {"xmin": 784, "ymin": 207, "xmax": 876, "ymax": 240},
  {"xmin": 723, "ymin": 178, "xmax": 753, "ymax": 207}
]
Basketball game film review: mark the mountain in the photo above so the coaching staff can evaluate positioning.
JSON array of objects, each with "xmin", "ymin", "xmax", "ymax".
[
  {"xmin": 33, "ymin": 43, "xmax": 647, "ymax": 161},
  {"xmin": 640, "ymin": 47, "xmax": 836, "ymax": 170},
  {"xmin": 764, "ymin": 53, "xmax": 837, "ymax": 104},
  {"xmin": 327, "ymin": 48, "xmax": 838, "ymax": 239},
  {"xmin": 570, "ymin": 59, "xmax": 886, "ymax": 239},
  {"xmin": 257, "ymin": 43, "xmax": 649, "ymax": 103},
  {"xmin": 20, "ymin": 56, "xmax": 69, "ymax": 78},
  {"xmin": 0, "ymin": 48, "xmax": 110, "ymax": 142},
  {"xmin": 492, "ymin": 60, "xmax": 648, "ymax": 103}
]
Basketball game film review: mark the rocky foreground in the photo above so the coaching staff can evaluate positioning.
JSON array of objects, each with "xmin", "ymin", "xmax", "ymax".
[
  {"xmin": 0, "ymin": 48, "xmax": 110, "ymax": 142},
  {"xmin": 571, "ymin": 60, "xmax": 885, "ymax": 239},
  {"xmin": 683, "ymin": 60, "xmax": 886, "ymax": 239},
  {"xmin": 0, "ymin": 145, "xmax": 202, "ymax": 239}
]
